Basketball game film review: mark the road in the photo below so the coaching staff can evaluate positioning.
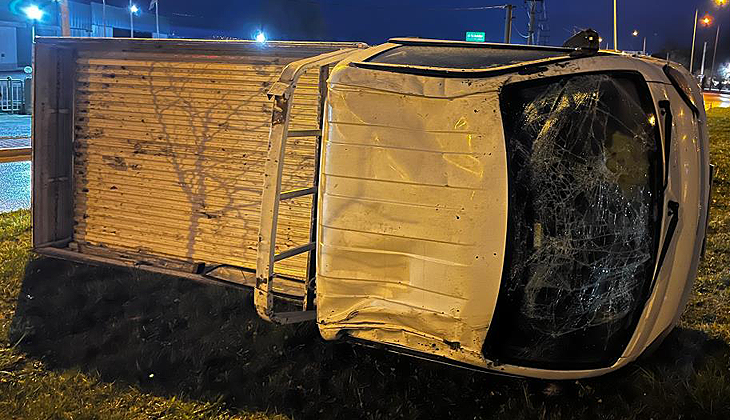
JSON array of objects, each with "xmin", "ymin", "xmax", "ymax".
[
  {"xmin": 0, "ymin": 160, "xmax": 30, "ymax": 212},
  {"xmin": 703, "ymin": 91, "xmax": 730, "ymax": 110},
  {"xmin": 0, "ymin": 114, "xmax": 31, "ymax": 213}
]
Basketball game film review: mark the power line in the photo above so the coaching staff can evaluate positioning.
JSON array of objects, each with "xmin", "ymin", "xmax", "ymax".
[
  {"xmin": 430, "ymin": 5, "xmax": 510, "ymax": 11},
  {"xmin": 281, "ymin": 0, "xmax": 511, "ymax": 11}
]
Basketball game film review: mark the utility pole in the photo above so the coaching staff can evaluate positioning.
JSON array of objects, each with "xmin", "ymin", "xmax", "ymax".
[
  {"xmin": 527, "ymin": 1, "xmax": 540, "ymax": 45},
  {"xmin": 129, "ymin": 0, "xmax": 134, "ymax": 38},
  {"xmin": 523, "ymin": 1, "xmax": 548, "ymax": 46},
  {"xmin": 150, "ymin": 0, "xmax": 159, "ymax": 38},
  {"xmin": 504, "ymin": 4, "xmax": 514, "ymax": 44},
  {"xmin": 711, "ymin": 24, "xmax": 721, "ymax": 86},
  {"xmin": 613, "ymin": 0, "xmax": 618, "ymax": 50},
  {"xmin": 690, "ymin": 9, "xmax": 698, "ymax": 73},
  {"xmin": 701, "ymin": 41, "xmax": 708, "ymax": 77},
  {"xmin": 59, "ymin": 0, "xmax": 70, "ymax": 36},
  {"xmin": 103, "ymin": 0, "xmax": 107, "ymax": 37},
  {"xmin": 642, "ymin": 37, "xmax": 646, "ymax": 54},
  {"xmin": 155, "ymin": 4, "xmax": 159, "ymax": 39}
]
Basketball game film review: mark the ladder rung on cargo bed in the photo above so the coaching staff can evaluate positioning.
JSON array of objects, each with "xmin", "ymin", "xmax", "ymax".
[{"xmin": 255, "ymin": 48, "xmax": 359, "ymax": 324}]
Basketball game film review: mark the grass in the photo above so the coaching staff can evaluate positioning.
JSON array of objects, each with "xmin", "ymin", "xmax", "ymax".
[
  {"xmin": 0, "ymin": 215, "xmax": 285, "ymax": 419},
  {"xmin": 0, "ymin": 108, "xmax": 730, "ymax": 419}
]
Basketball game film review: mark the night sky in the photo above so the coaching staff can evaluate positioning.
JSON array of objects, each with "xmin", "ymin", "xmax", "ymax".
[{"xmin": 94, "ymin": 1, "xmax": 730, "ymax": 64}]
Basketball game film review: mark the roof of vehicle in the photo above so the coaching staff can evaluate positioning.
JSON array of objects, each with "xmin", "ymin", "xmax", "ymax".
[
  {"xmin": 349, "ymin": 37, "xmax": 611, "ymax": 77},
  {"xmin": 386, "ymin": 37, "xmax": 578, "ymax": 52},
  {"xmin": 338, "ymin": 38, "xmax": 684, "ymax": 80}
]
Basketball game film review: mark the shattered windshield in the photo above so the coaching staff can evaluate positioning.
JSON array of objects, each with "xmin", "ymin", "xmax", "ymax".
[
  {"xmin": 365, "ymin": 45, "xmax": 569, "ymax": 69},
  {"xmin": 485, "ymin": 73, "xmax": 661, "ymax": 368}
]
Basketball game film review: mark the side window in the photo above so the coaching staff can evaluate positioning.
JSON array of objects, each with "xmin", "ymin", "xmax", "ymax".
[{"xmin": 484, "ymin": 73, "xmax": 661, "ymax": 369}]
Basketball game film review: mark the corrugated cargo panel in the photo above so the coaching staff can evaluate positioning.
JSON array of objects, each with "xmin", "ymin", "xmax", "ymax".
[{"xmin": 72, "ymin": 45, "xmax": 327, "ymax": 284}]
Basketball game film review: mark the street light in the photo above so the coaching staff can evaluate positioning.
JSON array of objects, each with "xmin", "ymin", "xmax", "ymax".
[
  {"xmin": 697, "ymin": 15, "xmax": 716, "ymax": 83},
  {"xmin": 129, "ymin": 2, "xmax": 138, "ymax": 38},
  {"xmin": 23, "ymin": 5, "xmax": 44, "ymax": 21},
  {"xmin": 631, "ymin": 30, "xmax": 647, "ymax": 54},
  {"xmin": 613, "ymin": 0, "xmax": 618, "ymax": 50},
  {"xmin": 255, "ymin": 32, "xmax": 266, "ymax": 43},
  {"xmin": 23, "ymin": 5, "xmax": 44, "ymax": 43},
  {"xmin": 711, "ymin": 0, "xmax": 729, "ymax": 87},
  {"xmin": 690, "ymin": 9, "xmax": 699, "ymax": 73}
]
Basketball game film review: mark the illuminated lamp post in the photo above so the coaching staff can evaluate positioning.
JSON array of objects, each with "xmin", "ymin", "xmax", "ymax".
[
  {"xmin": 129, "ymin": 2, "xmax": 139, "ymax": 38},
  {"xmin": 23, "ymin": 5, "xmax": 44, "ymax": 43}
]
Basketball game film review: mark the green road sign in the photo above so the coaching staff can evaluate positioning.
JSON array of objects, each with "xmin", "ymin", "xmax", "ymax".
[{"xmin": 466, "ymin": 32, "xmax": 486, "ymax": 42}]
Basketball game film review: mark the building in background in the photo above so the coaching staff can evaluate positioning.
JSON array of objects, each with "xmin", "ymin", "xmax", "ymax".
[{"xmin": 0, "ymin": 0, "xmax": 171, "ymax": 70}]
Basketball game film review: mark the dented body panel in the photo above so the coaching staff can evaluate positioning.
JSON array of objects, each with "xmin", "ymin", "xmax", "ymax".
[{"xmin": 317, "ymin": 72, "xmax": 507, "ymax": 364}]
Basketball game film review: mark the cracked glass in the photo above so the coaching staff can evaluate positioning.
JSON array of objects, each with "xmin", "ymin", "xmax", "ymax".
[{"xmin": 485, "ymin": 73, "xmax": 661, "ymax": 369}]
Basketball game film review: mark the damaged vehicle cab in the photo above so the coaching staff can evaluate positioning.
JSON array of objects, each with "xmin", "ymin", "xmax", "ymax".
[{"xmin": 315, "ymin": 38, "xmax": 711, "ymax": 379}]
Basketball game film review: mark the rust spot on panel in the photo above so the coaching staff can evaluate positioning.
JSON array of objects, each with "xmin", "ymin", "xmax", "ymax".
[
  {"xmin": 133, "ymin": 142, "xmax": 147, "ymax": 155},
  {"xmin": 200, "ymin": 211, "xmax": 221, "ymax": 220},
  {"xmin": 443, "ymin": 340, "xmax": 461, "ymax": 350},
  {"xmin": 102, "ymin": 156, "xmax": 128, "ymax": 170}
]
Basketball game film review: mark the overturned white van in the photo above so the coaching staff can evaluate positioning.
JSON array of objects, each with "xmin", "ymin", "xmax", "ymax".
[{"xmin": 33, "ymin": 36, "xmax": 711, "ymax": 379}]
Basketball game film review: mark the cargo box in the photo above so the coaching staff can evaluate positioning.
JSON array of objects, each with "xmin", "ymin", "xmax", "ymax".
[{"xmin": 32, "ymin": 38, "xmax": 363, "ymax": 298}]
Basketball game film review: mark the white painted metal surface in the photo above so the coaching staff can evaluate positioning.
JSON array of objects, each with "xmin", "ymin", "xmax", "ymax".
[
  {"xmin": 315, "ymin": 44, "xmax": 711, "ymax": 379},
  {"xmin": 317, "ymin": 69, "xmax": 507, "ymax": 366},
  {"xmin": 254, "ymin": 48, "xmax": 361, "ymax": 323}
]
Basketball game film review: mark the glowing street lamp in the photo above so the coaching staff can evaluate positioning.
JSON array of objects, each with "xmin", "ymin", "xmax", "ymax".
[
  {"xmin": 697, "ymin": 15, "xmax": 716, "ymax": 78},
  {"xmin": 129, "ymin": 1, "xmax": 138, "ymax": 38},
  {"xmin": 691, "ymin": 10, "xmax": 699, "ymax": 73},
  {"xmin": 23, "ymin": 5, "xmax": 44, "ymax": 43},
  {"xmin": 631, "ymin": 30, "xmax": 647, "ymax": 54},
  {"xmin": 23, "ymin": 5, "xmax": 44, "ymax": 21},
  {"xmin": 711, "ymin": 0, "xmax": 729, "ymax": 85}
]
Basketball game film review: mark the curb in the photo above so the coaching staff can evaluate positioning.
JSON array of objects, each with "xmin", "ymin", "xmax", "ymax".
[{"xmin": 0, "ymin": 147, "xmax": 31, "ymax": 163}]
